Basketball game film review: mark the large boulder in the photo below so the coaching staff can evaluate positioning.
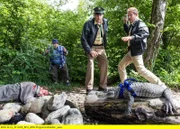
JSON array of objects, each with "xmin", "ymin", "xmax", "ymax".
[
  {"xmin": 45, "ymin": 105, "xmax": 70, "ymax": 123},
  {"xmin": 0, "ymin": 109, "xmax": 15, "ymax": 123},
  {"xmin": 25, "ymin": 113, "xmax": 44, "ymax": 124},
  {"xmin": 49, "ymin": 119, "xmax": 61, "ymax": 124},
  {"xmin": 20, "ymin": 102, "xmax": 32, "ymax": 114},
  {"xmin": 29, "ymin": 97, "xmax": 45, "ymax": 113},
  {"xmin": 3, "ymin": 103, "xmax": 22, "ymax": 113},
  {"xmin": 62, "ymin": 108, "xmax": 83, "ymax": 124},
  {"xmin": 17, "ymin": 121, "xmax": 35, "ymax": 124},
  {"xmin": 47, "ymin": 92, "xmax": 67, "ymax": 111}
]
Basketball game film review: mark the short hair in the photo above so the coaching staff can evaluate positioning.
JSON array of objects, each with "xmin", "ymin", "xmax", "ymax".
[{"xmin": 127, "ymin": 7, "xmax": 139, "ymax": 15}]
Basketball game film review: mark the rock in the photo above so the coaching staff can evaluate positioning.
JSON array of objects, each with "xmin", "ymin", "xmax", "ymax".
[
  {"xmin": 0, "ymin": 109, "xmax": 15, "ymax": 123},
  {"xmin": 40, "ymin": 101, "xmax": 51, "ymax": 120},
  {"xmin": 20, "ymin": 102, "xmax": 32, "ymax": 114},
  {"xmin": 29, "ymin": 97, "xmax": 45, "ymax": 113},
  {"xmin": 86, "ymin": 94, "xmax": 99, "ymax": 103},
  {"xmin": 41, "ymin": 96, "xmax": 52, "ymax": 102},
  {"xmin": 49, "ymin": 119, "xmax": 61, "ymax": 124},
  {"xmin": 65, "ymin": 100, "xmax": 77, "ymax": 108},
  {"xmin": 45, "ymin": 105, "xmax": 70, "ymax": 123},
  {"xmin": 25, "ymin": 113, "xmax": 44, "ymax": 124},
  {"xmin": 17, "ymin": 121, "xmax": 35, "ymax": 124},
  {"xmin": 148, "ymin": 98, "xmax": 163, "ymax": 108},
  {"xmin": 62, "ymin": 108, "xmax": 83, "ymax": 124},
  {"xmin": 48, "ymin": 92, "xmax": 67, "ymax": 111},
  {"xmin": 172, "ymin": 91, "xmax": 180, "ymax": 108},
  {"xmin": 3, "ymin": 103, "xmax": 22, "ymax": 113}
]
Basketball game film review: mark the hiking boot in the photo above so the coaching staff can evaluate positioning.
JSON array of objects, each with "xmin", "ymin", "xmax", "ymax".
[
  {"xmin": 66, "ymin": 82, "xmax": 70, "ymax": 86},
  {"xmin": 66, "ymin": 80, "xmax": 70, "ymax": 86},
  {"xmin": 86, "ymin": 89, "xmax": 93, "ymax": 95}
]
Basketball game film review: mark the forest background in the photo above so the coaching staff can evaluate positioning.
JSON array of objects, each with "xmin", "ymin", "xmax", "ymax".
[{"xmin": 0, "ymin": 0, "xmax": 179, "ymax": 91}]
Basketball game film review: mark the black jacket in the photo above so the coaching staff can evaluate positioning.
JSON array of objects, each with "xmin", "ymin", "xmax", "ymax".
[
  {"xmin": 81, "ymin": 18, "xmax": 108, "ymax": 53},
  {"xmin": 124, "ymin": 19, "xmax": 149, "ymax": 56}
]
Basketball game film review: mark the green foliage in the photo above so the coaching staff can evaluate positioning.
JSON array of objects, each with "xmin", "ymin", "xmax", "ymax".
[
  {"xmin": 154, "ymin": 47, "xmax": 180, "ymax": 86},
  {"xmin": 0, "ymin": 46, "xmax": 50, "ymax": 84},
  {"xmin": 0, "ymin": 0, "xmax": 179, "ymax": 87},
  {"xmin": 0, "ymin": 0, "xmax": 88, "ymax": 85}
]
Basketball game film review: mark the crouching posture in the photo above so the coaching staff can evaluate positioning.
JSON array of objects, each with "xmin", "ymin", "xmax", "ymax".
[
  {"xmin": 107, "ymin": 78, "xmax": 176, "ymax": 115},
  {"xmin": 0, "ymin": 82, "xmax": 50, "ymax": 104}
]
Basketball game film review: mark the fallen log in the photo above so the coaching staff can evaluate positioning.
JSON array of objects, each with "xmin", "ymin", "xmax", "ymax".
[{"xmin": 84, "ymin": 90, "xmax": 180, "ymax": 124}]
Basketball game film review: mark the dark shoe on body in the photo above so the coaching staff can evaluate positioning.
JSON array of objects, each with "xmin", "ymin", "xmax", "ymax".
[
  {"xmin": 98, "ymin": 87, "xmax": 108, "ymax": 92},
  {"xmin": 86, "ymin": 89, "xmax": 93, "ymax": 95}
]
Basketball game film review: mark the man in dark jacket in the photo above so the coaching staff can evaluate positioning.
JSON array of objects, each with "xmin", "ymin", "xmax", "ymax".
[
  {"xmin": 118, "ymin": 7, "xmax": 166, "ymax": 87},
  {"xmin": 0, "ymin": 82, "xmax": 50, "ymax": 104},
  {"xmin": 81, "ymin": 7, "xmax": 108, "ymax": 94}
]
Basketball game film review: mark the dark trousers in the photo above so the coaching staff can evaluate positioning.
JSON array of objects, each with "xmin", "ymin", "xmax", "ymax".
[{"xmin": 50, "ymin": 64, "xmax": 70, "ymax": 83}]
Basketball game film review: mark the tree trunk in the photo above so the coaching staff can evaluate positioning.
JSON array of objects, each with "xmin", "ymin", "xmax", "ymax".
[
  {"xmin": 85, "ymin": 91, "xmax": 180, "ymax": 124},
  {"xmin": 144, "ymin": 0, "xmax": 167, "ymax": 70}
]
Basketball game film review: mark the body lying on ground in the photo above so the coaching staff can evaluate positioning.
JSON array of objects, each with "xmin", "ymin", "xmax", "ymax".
[{"xmin": 0, "ymin": 82, "xmax": 50, "ymax": 104}]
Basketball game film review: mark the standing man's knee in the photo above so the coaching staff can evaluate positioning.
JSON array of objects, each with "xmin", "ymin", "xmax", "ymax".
[
  {"xmin": 136, "ymin": 65, "xmax": 146, "ymax": 75},
  {"xmin": 118, "ymin": 61, "xmax": 125, "ymax": 71}
]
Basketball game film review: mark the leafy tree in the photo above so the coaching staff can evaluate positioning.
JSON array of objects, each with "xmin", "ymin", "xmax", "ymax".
[{"xmin": 145, "ymin": 0, "xmax": 167, "ymax": 70}]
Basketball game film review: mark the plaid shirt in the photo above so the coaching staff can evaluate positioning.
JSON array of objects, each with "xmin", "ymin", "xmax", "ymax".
[{"xmin": 49, "ymin": 45, "xmax": 67, "ymax": 68}]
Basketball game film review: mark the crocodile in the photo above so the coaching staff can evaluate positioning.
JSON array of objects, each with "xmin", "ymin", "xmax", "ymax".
[{"xmin": 107, "ymin": 78, "xmax": 176, "ymax": 115}]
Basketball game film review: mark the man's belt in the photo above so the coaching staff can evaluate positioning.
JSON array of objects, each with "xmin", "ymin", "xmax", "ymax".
[{"xmin": 93, "ymin": 44, "xmax": 103, "ymax": 46}]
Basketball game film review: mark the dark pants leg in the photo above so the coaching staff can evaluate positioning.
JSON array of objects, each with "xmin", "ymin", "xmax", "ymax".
[
  {"xmin": 50, "ymin": 65, "xmax": 59, "ymax": 82},
  {"xmin": 60, "ymin": 64, "xmax": 70, "ymax": 83}
]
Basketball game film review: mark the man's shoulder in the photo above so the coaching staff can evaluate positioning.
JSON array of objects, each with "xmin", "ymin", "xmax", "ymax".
[
  {"xmin": 137, "ymin": 19, "xmax": 147, "ymax": 27},
  {"xmin": 103, "ymin": 18, "xmax": 108, "ymax": 23},
  {"xmin": 84, "ymin": 18, "xmax": 94, "ymax": 25},
  {"xmin": 20, "ymin": 82, "xmax": 36, "ymax": 87},
  {"xmin": 20, "ymin": 81, "xmax": 36, "ymax": 84}
]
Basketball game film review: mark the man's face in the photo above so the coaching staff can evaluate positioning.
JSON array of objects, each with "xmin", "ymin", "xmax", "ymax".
[
  {"xmin": 95, "ymin": 13, "xmax": 104, "ymax": 23},
  {"xmin": 38, "ymin": 87, "xmax": 49, "ymax": 96},
  {"xmin": 128, "ymin": 11, "xmax": 137, "ymax": 23},
  {"xmin": 53, "ymin": 43, "xmax": 58, "ymax": 48}
]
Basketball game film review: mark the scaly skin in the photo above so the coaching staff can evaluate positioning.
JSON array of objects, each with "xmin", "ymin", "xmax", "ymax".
[{"xmin": 107, "ymin": 82, "xmax": 176, "ymax": 115}]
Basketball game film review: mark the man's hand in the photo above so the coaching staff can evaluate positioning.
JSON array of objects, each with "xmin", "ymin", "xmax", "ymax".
[
  {"xmin": 123, "ymin": 14, "xmax": 129, "ymax": 24},
  {"xmin": 90, "ymin": 50, "xmax": 98, "ymax": 58},
  {"xmin": 122, "ymin": 36, "xmax": 133, "ymax": 42}
]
